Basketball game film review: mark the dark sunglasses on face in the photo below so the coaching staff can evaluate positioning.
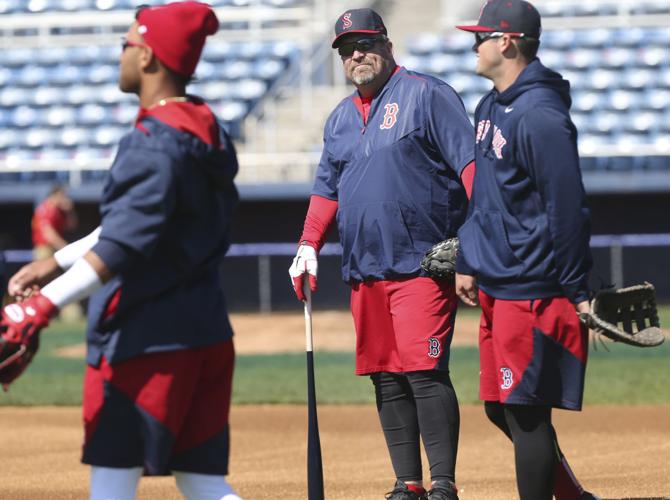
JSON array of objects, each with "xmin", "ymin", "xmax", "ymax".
[
  {"xmin": 338, "ymin": 36, "xmax": 387, "ymax": 57},
  {"xmin": 474, "ymin": 31, "xmax": 525, "ymax": 46}
]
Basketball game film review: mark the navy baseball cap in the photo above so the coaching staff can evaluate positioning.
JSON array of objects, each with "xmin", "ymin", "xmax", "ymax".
[
  {"xmin": 456, "ymin": 0, "xmax": 541, "ymax": 39},
  {"xmin": 332, "ymin": 8, "xmax": 387, "ymax": 48}
]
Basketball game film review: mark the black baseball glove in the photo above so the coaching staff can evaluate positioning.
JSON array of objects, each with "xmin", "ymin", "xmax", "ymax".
[
  {"xmin": 578, "ymin": 282, "xmax": 665, "ymax": 347},
  {"xmin": 421, "ymin": 238, "xmax": 459, "ymax": 279}
]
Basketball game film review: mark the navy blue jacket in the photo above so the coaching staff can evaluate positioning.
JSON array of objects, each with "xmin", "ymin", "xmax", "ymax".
[
  {"xmin": 457, "ymin": 59, "xmax": 592, "ymax": 303},
  {"xmin": 313, "ymin": 67, "xmax": 474, "ymax": 282},
  {"xmin": 86, "ymin": 104, "xmax": 239, "ymax": 365}
]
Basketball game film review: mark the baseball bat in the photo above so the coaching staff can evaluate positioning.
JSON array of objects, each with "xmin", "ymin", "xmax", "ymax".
[{"xmin": 303, "ymin": 284, "xmax": 324, "ymax": 500}]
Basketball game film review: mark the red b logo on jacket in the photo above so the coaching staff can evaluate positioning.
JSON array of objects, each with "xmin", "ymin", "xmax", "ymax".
[{"xmin": 380, "ymin": 103, "xmax": 399, "ymax": 130}]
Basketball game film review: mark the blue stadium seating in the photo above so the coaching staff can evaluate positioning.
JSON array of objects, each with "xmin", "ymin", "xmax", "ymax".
[
  {"xmin": 0, "ymin": 39, "xmax": 295, "ymax": 146},
  {"xmin": 0, "ymin": 0, "xmax": 305, "ymax": 14},
  {"xmin": 405, "ymin": 24, "xmax": 670, "ymax": 173},
  {"xmin": 0, "ymin": 31, "xmax": 296, "ymax": 183}
]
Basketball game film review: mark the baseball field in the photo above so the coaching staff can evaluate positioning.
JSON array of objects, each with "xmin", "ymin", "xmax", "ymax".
[{"xmin": 0, "ymin": 307, "xmax": 668, "ymax": 499}]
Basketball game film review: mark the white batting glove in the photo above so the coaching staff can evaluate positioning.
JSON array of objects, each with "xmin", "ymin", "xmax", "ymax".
[{"xmin": 288, "ymin": 243, "xmax": 318, "ymax": 301}]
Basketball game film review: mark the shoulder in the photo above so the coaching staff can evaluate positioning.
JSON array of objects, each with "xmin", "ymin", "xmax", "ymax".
[
  {"xmin": 399, "ymin": 69, "xmax": 457, "ymax": 95},
  {"xmin": 324, "ymin": 94, "xmax": 357, "ymax": 130},
  {"xmin": 518, "ymin": 103, "xmax": 572, "ymax": 133}
]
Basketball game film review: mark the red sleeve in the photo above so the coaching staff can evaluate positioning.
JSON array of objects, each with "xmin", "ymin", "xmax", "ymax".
[
  {"xmin": 299, "ymin": 195, "xmax": 338, "ymax": 252},
  {"xmin": 461, "ymin": 161, "xmax": 475, "ymax": 200}
]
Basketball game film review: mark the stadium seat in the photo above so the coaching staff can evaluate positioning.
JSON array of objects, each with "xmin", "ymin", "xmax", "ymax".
[
  {"xmin": 632, "ymin": 1, "xmax": 670, "ymax": 15},
  {"xmin": 573, "ymin": 91, "xmax": 605, "ymax": 113},
  {"xmin": 541, "ymin": 30, "xmax": 576, "ymax": 50},
  {"xmin": 601, "ymin": 47, "xmax": 636, "ymax": 69},
  {"xmin": 60, "ymin": 127, "xmax": 93, "ymax": 148},
  {"xmin": 604, "ymin": 89, "xmax": 642, "ymax": 112},
  {"xmin": 586, "ymin": 69, "xmax": 617, "ymax": 91},
  {"xmin": 620, "ymin": 68, "xmax": 655, "ymax": 90},
  {"xmin": 614, "ymin": 27, "xmax": 650, "ymax": 47},
  {"xmin": 643, "ymin": 88, "xmax": 670, "ymax": 111},
  {"xmin": 572, "ymin": 29, "xmax": 614, "ymax": 48},
  {"xmin": 624, "ymin": 111, "xmax": 662, "ymax": 134},
  {"xmin": 77, "ymin": 103, "xmax": 112, "ymax": 125},
  {"xmin": 637, "ymin": 46, "xmax": 669, "ymax": 68},
  {"xmin": 10, "ymin": 106, "xmax": 40, "ymax": 128}
]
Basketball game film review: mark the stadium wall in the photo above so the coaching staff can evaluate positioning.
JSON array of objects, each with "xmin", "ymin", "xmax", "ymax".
[{"xmin": 1, "ymin": 193, "xmax": 669, "ymax": 309}]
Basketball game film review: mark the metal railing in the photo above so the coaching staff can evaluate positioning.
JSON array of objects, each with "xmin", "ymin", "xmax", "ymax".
[{"xmin": 4, "ymin": 234, "xmax": 670, "ymax": 312}]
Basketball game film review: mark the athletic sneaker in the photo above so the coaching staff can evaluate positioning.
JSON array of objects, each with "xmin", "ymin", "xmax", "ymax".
[
  {"xmin": 427, "ymin": 480, "xmax": 459, "ymax": 500},
  {"xmin": 385, "ymin": 480, "xmax": 428, "ymax": 500}
]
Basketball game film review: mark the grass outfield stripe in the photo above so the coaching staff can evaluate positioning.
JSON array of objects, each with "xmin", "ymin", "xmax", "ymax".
[{"xmin": 0, "ymin": 311, "xmax": 668, "ymax": 406}]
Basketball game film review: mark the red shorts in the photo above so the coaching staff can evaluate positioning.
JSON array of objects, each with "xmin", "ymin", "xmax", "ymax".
[
  {"xmin": 350, "ymin": 277, "xmax": 457, "ymax": 375},
  {"xmin": 478, "ymin": 290, "xmax": 588, "ymax": 410},
  {"xmin": 82, "ymin": 340, "xmax": 234, "ymax": 475}
]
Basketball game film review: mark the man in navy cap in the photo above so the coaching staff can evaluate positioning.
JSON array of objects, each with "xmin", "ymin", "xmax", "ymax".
[
  {"xmin": 290, "ymin": 7, "xmax": 476, "ymax": 500},
  {"xmin": 455, "ymin": 1, "xmax": 599, "ymax": 499},
  {"xmin": 3, "ymin": 2, "xmax": 242, "ymax": 498}
]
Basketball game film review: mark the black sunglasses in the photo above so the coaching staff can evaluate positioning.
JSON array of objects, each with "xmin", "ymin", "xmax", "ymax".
[
  {"xmin": 337, "ymin": 36, "xmax": 387, "ymax": 57},
  {"xmin": 474, "ymin": 31, "xmax": 526, "ymax": 46}
]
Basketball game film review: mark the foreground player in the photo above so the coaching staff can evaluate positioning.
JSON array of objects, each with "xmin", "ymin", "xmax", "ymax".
[
  {"xmin": 289, "ymin": 8, "xmax": 475, "ymax": 500},
  {"xmin": 3, "ymin": 3, "xmax": 241, "ymax": 499},
  {"xmin": 455, "ymin": 1, "xmax": 598, "ymax": 499}
]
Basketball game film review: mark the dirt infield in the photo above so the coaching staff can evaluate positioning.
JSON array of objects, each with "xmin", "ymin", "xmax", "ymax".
[
  {"xmin": 11, "ymin": 311, "xmax": 670, "ymax": 498},
  {"xmin": 0, "ymin": 405, "xmax": 668, "ymax": 499}
]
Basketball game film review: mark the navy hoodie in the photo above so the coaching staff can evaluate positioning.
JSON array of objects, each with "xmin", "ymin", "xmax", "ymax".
[
  {"xmin": 86, "ymin": 100, "xmax": 239, "ymax": 365},
  {"xmin": 456, "ymin": 59, "xmax": 592, "ymax": 303}
]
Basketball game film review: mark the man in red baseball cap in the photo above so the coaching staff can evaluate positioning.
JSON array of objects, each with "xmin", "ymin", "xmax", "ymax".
[{"xmin": 4, "ymin": 2, "xmax": 242, "ymax": 499}]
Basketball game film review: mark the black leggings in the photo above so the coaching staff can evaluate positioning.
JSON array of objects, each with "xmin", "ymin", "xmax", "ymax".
[
  {"xmin": 371, "ymin": 370, "xmax": 460, "ymax": 483},
  {"xmin": 485, "ymin": 401, "xmax": 557, "ymax": 500}
]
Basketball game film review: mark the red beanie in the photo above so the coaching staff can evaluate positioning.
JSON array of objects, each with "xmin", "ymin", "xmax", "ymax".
[{"xmin": 137, "ymin": 1, "xmax": 219, "ymax": 77}]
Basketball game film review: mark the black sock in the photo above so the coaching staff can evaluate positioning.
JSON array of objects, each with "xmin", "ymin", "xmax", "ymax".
[
  {"xmin": 503, "ymin": 405, "xmax": 557, "ymax": 500},
  {"xmin": 405, "ymin": 370, "xmax": 460, "ymax": 483},
  {"xmin": 371, "ymin": 372, "xmax": 422, "ymax": 481}
]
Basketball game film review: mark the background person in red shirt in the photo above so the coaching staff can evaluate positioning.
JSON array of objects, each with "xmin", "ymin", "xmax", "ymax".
[
  {"xmin": 31, "ymin": 184, "xmax": 81, "ymax": 319},
  {"xmin": 32, "ymin": 184, "xmax": 78, "ymax": 260}
]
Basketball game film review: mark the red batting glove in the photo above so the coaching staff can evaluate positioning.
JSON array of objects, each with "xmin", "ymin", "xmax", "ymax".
[
  {"xmin": 288, "ymin": 243, "xmax": 318, "ymax": 301},
  {"xmin": 1, "ymin": 293, "xmax": 58, "ymax": 345}
]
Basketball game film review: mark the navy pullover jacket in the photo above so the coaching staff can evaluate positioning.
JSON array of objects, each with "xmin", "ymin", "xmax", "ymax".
[
  {"xmin": 456, "ymin": 59, "xmax": 592, "ymax": 303},
  {"xmin": 313, "ymin": 67, "xmax": 474, "ymax": 282},
  {"xmin": 86, "ymin": 103, "xmax": 239, "ymax": 366}
]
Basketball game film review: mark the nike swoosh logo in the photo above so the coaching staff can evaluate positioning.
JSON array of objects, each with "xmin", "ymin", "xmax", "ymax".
[{"xmin": 504, "ymin": 107, "xmax": 514, "ymax": 113}]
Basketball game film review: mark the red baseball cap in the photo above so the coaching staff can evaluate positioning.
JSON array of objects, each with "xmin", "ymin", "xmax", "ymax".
[
  {"xmin": 456, "ymin": 0, "xmax": 541, "ymax": 39},
  {"xmin": 137, "ymin": 1, "xmax": 219, "ymax": 77},
  {"xmin": 331, "ymin": 8, "xmax": 387, "ymax": 48}
]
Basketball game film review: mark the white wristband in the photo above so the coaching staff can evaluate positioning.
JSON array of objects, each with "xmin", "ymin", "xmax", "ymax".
[
  {"xmin": 54, "ymin": 226, "xmax": 102, "ymax": 270},
  {"xmin": 42, "ymin": 258, "xmax": 103, "ymax": 309}
]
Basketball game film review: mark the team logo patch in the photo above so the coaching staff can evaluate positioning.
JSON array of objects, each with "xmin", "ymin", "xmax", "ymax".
[
  {"xmin": 476, "ymin": 119, "xmax": 491, "ymax": 143},
  {"xmin": 428, "ymin": 337, "xmax": 441, "ymax": 358},
  {"xmin": 380, "ymin": 103, "xmax": 399, "ymax": 130},
  {"xmin": 491, "ymin": 126, "xmax": 507, "ymax": 159},
  {"xmin": 500, "ymin": 367, "xmax": 514, "ymax": 390},
  {"xmin": 4, "ymin": 304, "xmax": 25, "ymax": 323},
  {"xmin": 342, "ymin": 12, "xmax": 352, "ymax": 30}
]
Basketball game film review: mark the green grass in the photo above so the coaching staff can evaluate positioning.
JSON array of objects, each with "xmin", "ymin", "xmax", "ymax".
[{"xmin": 2, "ymin": 308, "xmax": 669, "ymax": 406}]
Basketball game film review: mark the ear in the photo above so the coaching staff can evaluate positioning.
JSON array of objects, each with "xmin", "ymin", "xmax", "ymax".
[
  {"xmin": 138, "ymin": 46, "xmax": 155, "ymax": 71},
  {"xmin": 499, "ymin": 35, "xmax": 518, "ymax": 57}
]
